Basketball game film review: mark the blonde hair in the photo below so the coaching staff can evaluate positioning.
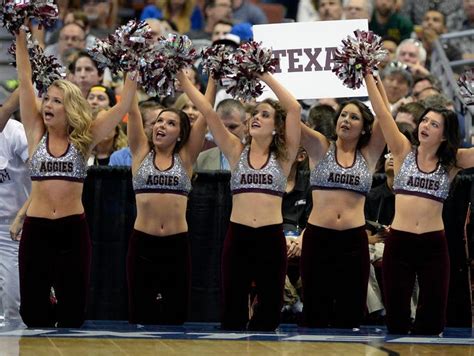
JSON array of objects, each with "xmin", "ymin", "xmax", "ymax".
[
  {"xmin": 47, "ymin": 80, "xmax": 93, "ymax": 157},
  {"xmin": 113, "ymin": 125, "xmax": 128, "ymax": 151},
  {"xmin": 173, "ymin": 92, "xmax": 191, "ymax": 111}
]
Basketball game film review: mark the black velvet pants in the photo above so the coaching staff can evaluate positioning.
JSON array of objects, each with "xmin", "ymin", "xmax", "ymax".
[
  {"xmin": 382, "ymin": 228, "xmax": 450, "ymax": 335},
  {"xmin": 127, "ymin": 229, "xmax": 191, "ymax": 325},
  {"xmin": 221, "ymin": 222, "xmax": 287, "ymax": 331},
  {"xmin": 19, "ymin": 214, "xmax": 91, "ymax": 328},
  {"xmin": 300, "ymin": 223, "xmax": 370, "ymax": 328}
]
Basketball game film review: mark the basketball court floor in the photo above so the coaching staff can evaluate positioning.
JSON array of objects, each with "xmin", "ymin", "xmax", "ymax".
[{"xmin": 0, "ymin": 321, "xmax": 472, "ymax": 355}]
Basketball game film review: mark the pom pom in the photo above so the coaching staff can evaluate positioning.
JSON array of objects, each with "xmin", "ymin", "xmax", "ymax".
[
  {"xmin": 332, "ymin": 30, "xmax": 387, "ymax": 89},
  {"xmin": 30, "ymin": 0, "xmax": 58, "ymax": 29},
  {"xmin": 139, "ymin": 33, "xmax": 197, "ymax": 97},
  {"xmin": 237, "ymin": 41, "xmax": 279, "ymax": 75},
  {"xmin": 0, "ymin": 1, "xmax": 30, "ymax": 33},
  {"xmin": 9, "ymin": 33, "xmax": 65, "ymax": 96},
  {"xmin": 458, "ymin": 69, "xmax": 474, "ymax": 105},
  {"xmin": 224, "ymin": 73, "xmax": 265, "ymax": 102},
  {"xmin": 159, "ymin": 33, "xmax": 196, "ymax": 73},
  {"xmin": 137, "ymin": 53, "xmax": 170, "ymax": 97},
  {"xmin": 201, "ymin": 44, "xmax": 234, "ymax": 81},
  {"xmin": 0, "ymin": 0, "xmax": 58, "ymax": 34},
  {"xmin": 223, "ymin": 41, "xmax": 279, "ymax": 101},
  {"xmin": 88, "ymin": 20, "xmax": 154, "ymax": 79}
]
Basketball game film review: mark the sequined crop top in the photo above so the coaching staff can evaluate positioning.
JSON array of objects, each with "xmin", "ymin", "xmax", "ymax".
[
  {"xmin": 29, "ymin": 133, "xmax": 87, "ymax": 182},
  {"xmin": 393, "ymin": 148, "xmax": 450, "ymax": 202},
  {"xmin": 230, "ymin": 145, "xmax": 286, "ymax": 197},
  {"xmin": 310, "ymin": 142, "xmax": 372, "ymax": 196},
  {"xmin": 133, "ymin": 150, "xmax": 192, "ymax": 196}
]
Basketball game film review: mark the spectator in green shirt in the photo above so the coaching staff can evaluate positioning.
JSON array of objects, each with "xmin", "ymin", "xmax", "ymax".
[{"xmin": 370, "ymin": 0, "xmax": 413, "ymax": 43}]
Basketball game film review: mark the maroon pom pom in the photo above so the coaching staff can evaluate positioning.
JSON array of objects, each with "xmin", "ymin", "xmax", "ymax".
[
  {"xmin": 332, "ymin": 30, "xmax": 387, "ymax": 89},
  {"xmin": 160, "ymin": 33, "xmax": 196, "ymax": 73},
  {"xmin": 9, "ymin": 33, "xmax": 65, "ymax": 96},
  {"xmin": 31, "ymin": 0, "xmax": 58, "ymax": 29},
  {"xmin": 237, "ymin": 41, "xmax": 279, "ymax": 75},
  {"xmin": 222, "ymin": 41, "xmax": 278, "ymax": 101},
  {"xmin": 139, "ymin": 33, "xmax": 197, "ymax": 97},
  {"xmin": 201, "ymin": 44, "xmax": 234, "ymax": 81},
  {"xmin": 0, "ymin": 0, "xmax": 58, "ymax": 34},
  {"xmin": 88, "ymin": 20, "xmax": 154, "ymax": 78}
]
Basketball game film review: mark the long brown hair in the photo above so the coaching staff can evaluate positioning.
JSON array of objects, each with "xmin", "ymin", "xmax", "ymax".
[
  {"xmin": 413, "ymin": 107, "xmax": 460, "ymax": 171},
  {"xmin": 150, "ymin": 108, "xmax": 191, "ymax": 153},
  {"xmin": 247, "ymin": 98, "xmax": 288, "ymax": 161},
  {"xmin": 334, "ymin": 100, "xmax": 374, "ymax": 149}
]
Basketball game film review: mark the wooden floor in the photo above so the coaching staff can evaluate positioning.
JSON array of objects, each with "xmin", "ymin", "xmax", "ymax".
[{"xmin": 0, "ymin": 321, "xmax": 473, "ymax": 355}]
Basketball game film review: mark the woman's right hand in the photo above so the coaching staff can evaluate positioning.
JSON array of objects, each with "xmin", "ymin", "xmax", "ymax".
[
  {"xmin": 10, "ymin": 214, "xmax": 25, "ymax": 241},
  {"xmin": 287, "ymin": 234, "xmax": 303, "ymax": 258}
]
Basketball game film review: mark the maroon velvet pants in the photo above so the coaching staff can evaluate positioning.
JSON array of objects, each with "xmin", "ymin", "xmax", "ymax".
[
  {"xmin": 126, "ymin": 229, "xmax": 191, "ymax": 325},
  {"xmin": 382, "ymin": 228, "xmax": 450, "ymax": 335},
  {"xmin": 19, "ymin": 214, "xmax": 91, "ymax": 328},
  {"xmin": 300, "ymin": 223, "xmax": 370, "ymax": 328},
  {"xmin": 221, "ymin": 222, "xmax": 287, "ymax": 331}
]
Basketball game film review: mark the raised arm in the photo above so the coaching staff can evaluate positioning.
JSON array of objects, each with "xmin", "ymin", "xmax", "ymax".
[
  {"xmin": 0, "ymin": 89, "xmax": 19, "ymax": 132},
  {"xmin": 177, "ymin": 69, "xmax": 243, "ymax": 165},
  {"xmin": 300, "ymin": 122, "xmax": 330, "ymax": 161},
  {"xmin": 127, "ymin": 94, "xmax": 149, "ymax": 159},
  {"xmin": 363, "ymin": 76, "xmax": 389, "ymax": 168},
  {"xmin": 15, "ymin": 30, "xmax": 44, "ymax": 144},
  {"xmin": 365, "ymin": 74, "xmax": 410, "ymax": 157},
  {"xmin": 180, "ymin": 77, "xmax": 215, "ymax": 165},
  {"xmin": 259, "ymin": 72, "xmax": 301, "ymax": 164},
  {"xmin": 30, "ymin": 24, "xmax": 45, "ymax": 48},
  {"xmin": 90, "ymin": 74, "xmax": 137, "ymax": 147},
  {"xmin": 375, "ymin": 74, "xmax": 391, "ymax": 111},
  {"xmin": 204, "ymin": 74, "xmax": 217, "ymax": 108}
]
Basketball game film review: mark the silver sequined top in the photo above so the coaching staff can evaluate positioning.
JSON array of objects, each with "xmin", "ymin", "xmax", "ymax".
[
  {"xmin": 29, "ymin": 133, "xmax": 87, "ymax": 182},
  {"xmin": 393, "ymin": 148, "xmax": 450, "ymax": 202},
  {"xmin": 133, "ymin": 150, "xmax": 191, "ymax": 196},
  {"xmin": 230, "ymin": 145, "xmax": 286, "ymax": 197},
  {"xmin": 310, "ymin": 142, "xmax": 372, "ymax": 196}
]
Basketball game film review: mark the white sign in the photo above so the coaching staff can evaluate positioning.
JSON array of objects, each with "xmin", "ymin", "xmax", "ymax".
[{"xmin": 253, "ymin": 20, "xmax": 369, "ymax": 100}]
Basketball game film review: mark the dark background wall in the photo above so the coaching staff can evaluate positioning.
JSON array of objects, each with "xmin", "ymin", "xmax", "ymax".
[{"xmin": 82, "ymin": 167, "xmax": 473, "ymax": 326}]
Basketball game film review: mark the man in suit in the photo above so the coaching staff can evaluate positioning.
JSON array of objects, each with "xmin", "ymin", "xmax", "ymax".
[{"xmin": 195, "ymin": 99, "xmax": 247, "ymax": 171}]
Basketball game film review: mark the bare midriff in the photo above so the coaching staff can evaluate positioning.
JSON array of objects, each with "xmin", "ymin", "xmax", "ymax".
[
  {"xmin": 308, "ymin": 189, "xmax": 366, "ymax": 230},
  {"xmin": 135, "ymin": 193, "xmax": 188, "ymax": 236},
  {"xmin": 27, "ymin": 181, "xmax": 84, "ymax": 219},
  {"xmin": 390, "ymin": 194, "xmax": 444, "ymax": 234},
  {"xmin": 230, "ymin": 192, "xmax": 283, "ymax": 228}
]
